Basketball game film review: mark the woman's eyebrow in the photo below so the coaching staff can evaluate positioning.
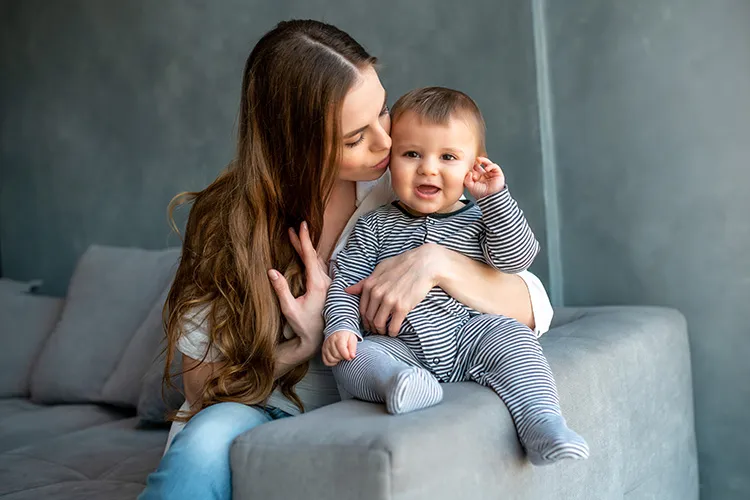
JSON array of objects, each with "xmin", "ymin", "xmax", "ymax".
[
  {"xmin": 344, "ymin": 125, "xmax": 368, "ymax": 139},
  {"xmin": 343, "ymin": 93, "xmax": 388, "ymax": 139}
]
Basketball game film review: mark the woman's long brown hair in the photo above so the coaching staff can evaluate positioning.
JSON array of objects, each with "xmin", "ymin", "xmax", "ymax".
[{"xmin": 163, "ymin": 20, "xmax": 376, "ymax": 419}]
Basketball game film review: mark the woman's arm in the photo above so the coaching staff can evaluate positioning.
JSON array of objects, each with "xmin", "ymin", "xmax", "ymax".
[
  {"xmin": 182, "ymin": 338, "xmax": 314, "ymax": 408},
  {"xmin": 274, "ymin": 337, "xmax": 317, "ymax": 379},
  {"xmin": 436, "ymin": 246, "xmax": 535, "ymax": 329},
  {"xmin": 346, "ymin": 243, "xmax": 541, "ymax": 336},
  {"xmin": 181, "ymin": 355, "xmax": 219, "ymax": 408}
]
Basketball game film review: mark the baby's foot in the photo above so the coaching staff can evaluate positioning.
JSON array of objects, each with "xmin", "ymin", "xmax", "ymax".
[
  {"xmin": 523, "ymin": 415, "xmax": 590, "ymax": 465},
  {"xmin": 386, "ymin": 367, "xmax": 443, "ymax": 414}
]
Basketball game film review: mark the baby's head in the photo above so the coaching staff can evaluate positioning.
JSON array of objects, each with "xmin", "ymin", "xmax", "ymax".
[{"xmin": 389, "ymin": 87, "xmax": 486, "ymax": 215}]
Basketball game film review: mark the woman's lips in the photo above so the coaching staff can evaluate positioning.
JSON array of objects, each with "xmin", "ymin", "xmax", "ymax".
[
  {"xmin": 415, "ymin": 185, "xmax": 441, "ymax": 199},
  {"xmin": 372, "ymin": 155, "xmax": 390, "ymax": 170}
]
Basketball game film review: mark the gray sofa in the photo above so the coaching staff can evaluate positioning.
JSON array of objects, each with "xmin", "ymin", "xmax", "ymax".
[{"xmin": 0, "ymin": 245, "xmax": 699, "ymax": 499}]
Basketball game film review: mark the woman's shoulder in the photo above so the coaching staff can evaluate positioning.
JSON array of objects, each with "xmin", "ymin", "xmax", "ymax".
[
  {"xmin": 181, "ymin": 304, "xmax": 211, "ymax": 334},
  {"xmin": 355, "ymin": 170, "xmax": 396, "ymax": 210},
  {"xmin": 176, "ymin": 304, "xmax": 223, "ymax": 362}
]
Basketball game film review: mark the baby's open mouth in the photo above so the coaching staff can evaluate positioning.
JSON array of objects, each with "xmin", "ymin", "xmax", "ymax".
[{"xmin": 416, "ymin": 185, "xmax": 441, "ymax": 196}]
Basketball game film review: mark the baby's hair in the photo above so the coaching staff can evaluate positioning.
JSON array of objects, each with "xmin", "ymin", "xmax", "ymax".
[{"xmin": 390, "ymin": 86, "xmax": 486, "ymax": 155}]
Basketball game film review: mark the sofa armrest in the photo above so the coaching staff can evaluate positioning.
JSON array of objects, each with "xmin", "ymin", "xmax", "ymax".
[
  {"xmin": 231, "ymin": 306, "xmax": 698, "ymax": 500},
  {"xmin": 232, "ymin": 383, "xmax": 519, "ymax": 500}
]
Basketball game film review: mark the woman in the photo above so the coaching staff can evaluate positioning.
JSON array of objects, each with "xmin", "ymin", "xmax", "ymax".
[{"xmin": 140, "ymin": 19, "xmax": 552, "ymax": 499}]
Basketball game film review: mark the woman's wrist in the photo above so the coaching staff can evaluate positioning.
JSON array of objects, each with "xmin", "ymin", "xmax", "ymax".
[
  {"xmin": 274, "ymin": 336, "xmax": 318, "ymax": 379},
  {"xmin": 296, "ymin": 333, "xmax": 321, "ymax": 360},
  {"xmin": 426, "ymin": 243, "xmax": 456, "ymax": 288}
]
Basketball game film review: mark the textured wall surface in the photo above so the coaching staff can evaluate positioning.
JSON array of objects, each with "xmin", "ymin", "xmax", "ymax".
[
  {"xmin": 4, "ymin": 0, "xmax": 748, "ymax": 497},
  {"xmin": 544, "ymin": 1, "xmax": 750, "ymax": 498},
  {"xmin": 0, "ymin": 0, "xmax": 546, "ymax": 296}
]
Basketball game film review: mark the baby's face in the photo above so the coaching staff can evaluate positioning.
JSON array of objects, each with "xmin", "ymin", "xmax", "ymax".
[{"xmin": 389, "ymin": 111, "xmax": 478, "ymax": 215}]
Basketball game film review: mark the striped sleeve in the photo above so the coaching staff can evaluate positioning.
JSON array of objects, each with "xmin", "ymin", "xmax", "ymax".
[
  {"xmin": 323, "ymin": 214, "xmax": 380, "ymax": 340},
  {"xmin": 476, "ymin": 187, "xmax": 540, "ymax": 274}
]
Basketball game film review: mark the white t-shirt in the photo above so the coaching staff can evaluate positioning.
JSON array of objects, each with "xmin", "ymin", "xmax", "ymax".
[{"xmin": 167, "ymin": 171, "xmax": 553, "ymax": 445}]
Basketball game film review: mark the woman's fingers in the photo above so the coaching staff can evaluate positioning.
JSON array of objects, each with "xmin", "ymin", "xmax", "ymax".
[
  {"xmin": 288, "ymin": 227, "xmax": 303, "ymax": 257},
  {"xmin": 291, "ymin": 222, "xmax": 331, "ymax": 293},
  {"xmin": 387, "ymin": 308, "xmax": 406, "ymax": 337},
  {"xmin": 268, "ymin": 269, "xmax": 295, "ymax": 318},
  {"xmin": 345, "ymin": 280, "xmax": 364, "ymax": 295},
  {"xmin": 372, "ymin": 297, "xmax": 393, "ymax": 335},
  {"xmin": 297, "ymin": 222, "xmax": 318, "ymax": 270},
  {"xmin": 365, "ymin": 287, "xmax": 384, "ymax": 333},
  {"xmin": 359, "ymin": 281, "xmax": 373, "ymax": 332},
  {"xmin": 345, "ymin": 280, "xmax": 374, "ymax": 332}
]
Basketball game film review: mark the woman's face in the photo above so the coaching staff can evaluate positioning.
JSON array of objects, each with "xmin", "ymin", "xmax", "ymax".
[{"xmin": 338, "ymin": 65, "xmax": 392, "ymax": 182}]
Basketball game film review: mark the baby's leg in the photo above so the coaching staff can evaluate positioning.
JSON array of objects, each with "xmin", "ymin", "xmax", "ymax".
[
  {"xmin": 458, "ymin": 315, "xmax": 589, "ymax": 465},
  {"xmin": 333, "ymin": 336, "xmax": 443, "ymax": 415}
]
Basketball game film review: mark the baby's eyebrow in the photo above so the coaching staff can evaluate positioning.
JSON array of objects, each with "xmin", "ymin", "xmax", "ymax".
[{"xmin": 442, "ymin": 147, "xmax": 466, "ymax": 155}]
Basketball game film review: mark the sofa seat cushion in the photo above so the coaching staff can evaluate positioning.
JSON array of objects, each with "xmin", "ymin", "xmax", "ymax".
[
  {"xmin": 0, "ymin": 399, "xmax": 131, "ymax": 454},
  {"xmin": 0, "ymin": 480, "xmax": 148, "ymax": 500},
  {"xmin": 0, "ymin": 416, "xmax": 167, "ymax": 498}
]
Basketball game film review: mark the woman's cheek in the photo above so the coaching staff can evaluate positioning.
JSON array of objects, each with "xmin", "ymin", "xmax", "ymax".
[{"xmin": 337, "ymin": 148, "xmax": 360, "ymax": 178}]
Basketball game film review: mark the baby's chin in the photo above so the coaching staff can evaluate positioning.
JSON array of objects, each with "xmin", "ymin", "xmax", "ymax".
[{"xmin": 399, "ymin": 198, "xmax": 464, "ymax": 216}]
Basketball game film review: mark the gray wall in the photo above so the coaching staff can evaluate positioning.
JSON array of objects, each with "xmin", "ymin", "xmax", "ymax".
[
  {"xmin": 4, "ymin": 0, "xmax": 749, "ymax": 498},
  {"xmin": 543, "ymin": 0, "xmax": 750, "ymax": 498},
  {"xmin": 0, "ymin": 0, "xmax": 548, "ymax": 296}
]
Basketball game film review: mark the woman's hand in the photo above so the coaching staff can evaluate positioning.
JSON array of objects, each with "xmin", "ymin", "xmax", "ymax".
[
  {"xmin": 268, "ymin": 222, "xmax": 331, "ymax": 356},
  {"xmin": 345, "ymin": 243, "xmax": 446, "ymax": 336}
]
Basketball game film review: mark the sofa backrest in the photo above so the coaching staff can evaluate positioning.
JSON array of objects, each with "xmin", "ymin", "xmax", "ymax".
[{"xmin": 28, "ymin": 245, "xmax": 181, "ymax": 409}]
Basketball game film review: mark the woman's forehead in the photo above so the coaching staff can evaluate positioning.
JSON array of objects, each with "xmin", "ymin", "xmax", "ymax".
[{"xmin": 341, "ymin": 66, "xmax": 386, "ymax": 134}]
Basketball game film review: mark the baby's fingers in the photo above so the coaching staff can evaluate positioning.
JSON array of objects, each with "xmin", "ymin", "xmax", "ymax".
[
  {"xmin": 336, "ymin": 335, "xmax": 354, "ymax": 361},
  {"xmin": 347, "ymin": 334, "xmax": 358, "ymax": 358}
]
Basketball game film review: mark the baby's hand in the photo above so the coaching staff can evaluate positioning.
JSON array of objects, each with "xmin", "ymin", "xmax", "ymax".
[
  {"xmin": 322, "ymin": 330, "xmax": 359, "ymax": 367},
  {"xmin": 464, "ymin": 157, "xmax": 506, "ymax": 200}
]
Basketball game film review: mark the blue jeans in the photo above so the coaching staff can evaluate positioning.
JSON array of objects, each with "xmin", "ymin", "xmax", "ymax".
[{"xmin": 139, "ymin": 402, "xmax": 291, "ymax": 500}]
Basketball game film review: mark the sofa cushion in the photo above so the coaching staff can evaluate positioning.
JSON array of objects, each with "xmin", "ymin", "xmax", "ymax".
[
  {"xmin": 0, "ymin": 285, "xmax": 64, "ymax": 397},
  {"xmin": 0, "ymin": 416, "xmax": 167, "ymax": 498},
  {"xmin": 29, "ymin": 245, "xmax": 180, "ymax": 405},
  {"xmin": 137, "ymin": 344, "xmax": 185, "ymax": 424},
  {"xmin": 0, "ymin": 399, "xmax": 131, "ymax": 454},
  {"xmin": 100, "ymin": 286, "xmax": 171, "ymax": 408}
]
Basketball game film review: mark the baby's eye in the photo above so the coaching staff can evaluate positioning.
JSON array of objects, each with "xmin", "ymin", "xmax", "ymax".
[
  {"xmin": 404, "ymin": 151, "xmax": 420, "ymax": 159},
  {"xmin": 441, "ymin": 153, "xmax": 458, "ymax": 161}
]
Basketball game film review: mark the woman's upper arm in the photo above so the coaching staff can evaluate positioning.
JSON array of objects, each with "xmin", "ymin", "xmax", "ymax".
[
  {"xmin": 176, "ymin": 305, "xmax": 223, "ymax": 407},
  {"xmin": 517, "ymin": 270, "xmax": 553, "ymax": 336},
  {"xmin": 435, "ymin": 247, "xmax": 552, "ymax": 333},
  {"xmin": 181, "ymin": 355, "xmax": 219, "ymax": 407}
]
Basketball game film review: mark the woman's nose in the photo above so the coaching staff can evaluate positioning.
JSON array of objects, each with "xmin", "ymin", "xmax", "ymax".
[{"xmin": 371, "ymin": 122, "xmax": 392, "ymax": 152}]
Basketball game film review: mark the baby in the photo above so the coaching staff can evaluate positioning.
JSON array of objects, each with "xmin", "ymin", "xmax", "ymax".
[{"xmin": 322, "ymin": 87, "xmax": 588, "ymax": 465}]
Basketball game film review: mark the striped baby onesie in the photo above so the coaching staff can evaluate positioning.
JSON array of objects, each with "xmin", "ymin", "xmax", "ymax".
[
  {"xmin": 323, "ymin": 187, "xmax": 589, "ymax": 465},
  {"xmin": 323, "ymin": 187, "xmax": 540, "ymax": 378}
]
